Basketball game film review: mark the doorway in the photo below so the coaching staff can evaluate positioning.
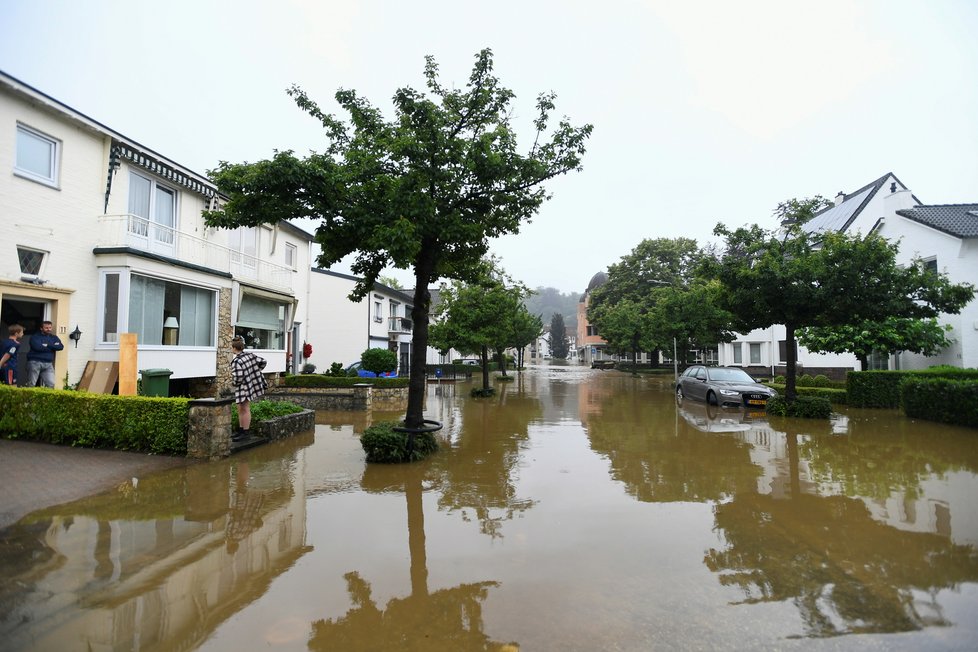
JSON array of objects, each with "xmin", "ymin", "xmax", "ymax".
[{"xmin": 1, "ymin": 297, "xmax": 48, "ymax": 386}]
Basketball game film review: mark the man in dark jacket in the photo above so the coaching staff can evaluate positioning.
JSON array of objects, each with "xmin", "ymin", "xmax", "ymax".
[{"xmin": 26, "ymin": 320, "xmax": 64, "ymax": 388}]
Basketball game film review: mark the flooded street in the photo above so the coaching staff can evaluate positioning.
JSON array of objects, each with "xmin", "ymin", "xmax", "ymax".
[{"xmin": 2, "ymin": 363, "xmax": 978, "ymax": 651}]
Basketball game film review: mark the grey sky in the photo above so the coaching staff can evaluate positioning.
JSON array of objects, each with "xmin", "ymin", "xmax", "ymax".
[{"xmin": 2, "ymin": 0, "xmax": 976, "ymax": 293}]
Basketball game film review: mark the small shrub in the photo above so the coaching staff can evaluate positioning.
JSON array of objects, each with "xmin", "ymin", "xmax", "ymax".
[
  {"xmin": 302, "ymin": 363, "xmax": 316, "ymax": 374},
  {"xmin": 326, "ymin": 362, "xmax": 346, "ymax": 377},
  {"xmin": 471, "ymin": 387, "xmax": 496, "ymax": 398},
  {"xmin": 766, "ymin": 395, "xmax": 832, "ymax": 419},
  {"xmin": 361, "ymin": 348, "xmax": 398, "ymax": 375},
  {"xmin": 797, "ymin": 373, "xmax": 814, "ymax": 387},
  {"xmin": 812, "ymin": 374, "xmax": 831, "ymax": 387},
  {"xmin": 232, "ymin": 399, "xmax": 305, "ymax": 429},
  {"xmin": 772, "ymin": 375, "xmax": 786, "ymax": 385},
  {"xmin": 360, "ymin": 421, "xmax": 438, "ymax": 463}
]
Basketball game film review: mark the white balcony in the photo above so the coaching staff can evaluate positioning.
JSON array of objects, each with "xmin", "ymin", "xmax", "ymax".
[
  {"xmin": 388, "ymin": 316, "xmax": 413, "ymax": 334},
  {"xmin": 97, "ymin": 214, "xmax": 293, "ymax": 291}
]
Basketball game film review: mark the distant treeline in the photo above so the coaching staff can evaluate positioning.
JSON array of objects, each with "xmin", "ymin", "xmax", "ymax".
[{"xmin": 524, "ymin": 287, "xmax": 581, "ymax": 323}]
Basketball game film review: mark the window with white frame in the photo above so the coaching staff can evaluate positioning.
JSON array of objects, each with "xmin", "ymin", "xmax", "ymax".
[
  {"xmin": 15, "ymin": 124, "xmax": 60, "ymax": 186},
  {"xmin": 749, "ymin": 343, "xmax": 761, "ymax": 364},
  {"xmin": 285, "ymin": 242, "xmax": 297, "ymax": 269},
  {"xmin": 229, "ymin": 227, "xmax": 258, "ymax": 269},
  {"xmin": 17, "ymin": 246, "xmax": 46, "ymax": 277},
  {"xmin": 99, "ymin": 270, "xmax": 216, "ymax": 346},
  {"xmin": 732, "ymin": 343, "xmax": 743, "ymax": 365},
  {"xmin": 236, "ymin": 294, "xmax": 288, "ymax": 350},
  {"xmin": 374, "ymin": 299, "xmax": 383, "ymax": 323},
  {"xmin": 128, "ymin": 172, "xmax": 176, "ymax": 244}
]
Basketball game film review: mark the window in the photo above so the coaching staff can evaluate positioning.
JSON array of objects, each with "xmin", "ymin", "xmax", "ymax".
[
  {"xmin": 374, "ymin": 300, "xmax": 383, "ymax": 323},
  {"xmin": 749, "ymin": 343, "xmax": 761, "ymax": 364},
  {"xmin": 778, "ymin": 339, "xmax": 797, "ymax": 362},
  {"xmin": 15, "ymin": 124, "xmax": 60, "ymax": 186},
  {"xmin": 732, "ymin": 343, "xmax": 743, "ymax": 365},
  {"xmin": 236, "ymin": 294, "xmax": 288, "ymax": 350},
  {"xmin": 230, "ymin": 227, "xmax": 258, "ymax": 270},
  {"xmin": 285, "ymin": 243, "xmax": 297, "ymax": 269},
  {"xmin": 390, "ymin": 301, "xmax": 399, "ymax": 317},
  {"xmin": 102, "ymin": 273, "xmax": 120, "ymax": 342},
  {"xmin": 923, "ymin": 258, "xmax": 938, "ymax": 274},
  {"xmin": 17, "ymin": 246, "xmax": 45, "ymax": 276},
  {"xmin": 129, "ymin": 172, "xmax": 176, "ymax": 245},
  {"xmin": 129, "ymin": 274, "xmax": 215, "ymax": 346}
]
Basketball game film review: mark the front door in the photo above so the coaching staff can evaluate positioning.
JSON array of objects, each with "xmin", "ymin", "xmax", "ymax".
[{"xmin": 0, "ymin": 296, "xmax": 47, "ymax": 386}]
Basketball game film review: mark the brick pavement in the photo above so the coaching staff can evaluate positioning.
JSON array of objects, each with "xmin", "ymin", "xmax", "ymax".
[{"xmin": 0, "ymin": 439, "xmax": 192, "ymax": 529}]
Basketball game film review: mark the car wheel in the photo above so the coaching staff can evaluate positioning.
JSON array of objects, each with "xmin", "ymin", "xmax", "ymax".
[{"xmin": 707, "ymin": 391, "xmax": 718, "ymax": 406}]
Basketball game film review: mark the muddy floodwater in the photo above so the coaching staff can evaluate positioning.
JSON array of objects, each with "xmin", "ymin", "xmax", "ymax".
[{"xmin": 2, "ymin": 363, "xmax": 978, "ymax": 651}]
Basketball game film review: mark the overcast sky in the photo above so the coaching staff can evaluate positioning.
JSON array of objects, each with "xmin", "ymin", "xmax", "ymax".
[{"xmin": 2, "ymin": 0, "xmax": 976, "ymax": 293}]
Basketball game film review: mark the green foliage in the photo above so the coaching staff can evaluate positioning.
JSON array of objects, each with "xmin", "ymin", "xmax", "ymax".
[
  {"xmin": 772, "ymin": 375, "xmax": 787, "ymax": 385},
  {"xmin": 0, "ymin": 386, "xmax": 187, "ymax": 455},
  {"xmin": 360, "ymin": 347, "xmax": 398, "ymax": 375},
  {"xmin": 302, "ymin": 363, "xmax": 316, "ymax": 374},
  {"xmin": 232, "ymin": 399, "xmax": 305, "ymax": 429},
  {"xmin": 709, "ymin": 220, "xmax": 974, "ymax": 401},
  {"xmin": 848, "ymin": 368, "xmax": 978, "ymax": 408},
  {"xmin": 549, "ymin": 313, "xmax": 570, "ymax": 359},
  {"xmin": 795, "ymin": 386, "xmax": 847, "ymax": 405},
  {"xmin": 282, "ymin": 374, "xmax": 408, "ymax": 388},
  {"xmin": 774, "ymin": 195, "xmax": 831, "ymax": 227},
  {"xmin": 901, "ymin": 377, "xmax": 978, "ymax": 428},
  {"xmin": 525, "ymin": 288, "xmax": 580, "ymax": 326},
  {"xmin": 470, "ymin": 387, "xmax": 496, "ymax": 397},
  {"xmin": 204, "ymin": 49, "xmax": 591, "ymax": 429},
  {"xmin": 799, "ymin": 317, "xmax": 954, "ymax": 370},
  {"xmin": 360, "ymin": 421, "xmax": 438, "ymax": 463},
  {"xmin": 812, "ymin": 374, "xmax": 831, "ymax": 387},
  {"xmin": 766, "ymin": 394, "xmax": 832, "ymax": 419},
  {"xmin": 799, "ymin": 373, "xmax": 814, "ymax": 385}
]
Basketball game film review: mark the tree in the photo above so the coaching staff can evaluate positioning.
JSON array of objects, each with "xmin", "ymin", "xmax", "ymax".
[
  {"xmin": 378, "ymin": 275, "xmax": 404, "ymax": 290},
  {"xmin": 798, "ymin": 317, "xmax": 953, "ymax": 371},
  {"xmin": 588, "ymin": 238, "xmax": 705, "ymax": 365},
  {"xmin": 429, "ymin": 271, "xmax": 529, "ymax": 393},
  {"xmin": 709, "ymin": 222, "xmax": 974, "ymax": 402},
  {"xmin": 510, "ymin": 309, "xmax": 543, "ymax": 369},
  {"xmin": 549, "ymin": 313, "xmax": 570, "ymax": 359},
  {"xmin": 205, "ymin": 49, "xmax": 591, "ymax": 428},
  {"xmin": 774, "ymin": 195, "xmax": 831, "ymax": 227},
  {"xmin": 646, "ymin": 279, "xmax": 734, "ymax": 363}
]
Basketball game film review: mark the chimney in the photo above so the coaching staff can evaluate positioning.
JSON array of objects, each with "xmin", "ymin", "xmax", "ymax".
[
  {"xmin": 834, "ymin": 191, "xmax": 845, "ymax": 206},
  {"xmin": 885, "ymin": 182, "xmax": 915, "ymax": 215}
]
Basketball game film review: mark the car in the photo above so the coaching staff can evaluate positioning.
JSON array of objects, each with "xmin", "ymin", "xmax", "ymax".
[{"xmin": 675, "ymin": 365, "xmax": 777, "ymax": 408}]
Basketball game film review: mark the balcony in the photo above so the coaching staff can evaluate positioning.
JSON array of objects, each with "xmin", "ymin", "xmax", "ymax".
[
  {"xmin": 97, "ymin": 214, "xmax": 293, "ymax": 291},
  {"xmin": 388, "ymin": 316, "xmax": 413, "ymax": 334}
]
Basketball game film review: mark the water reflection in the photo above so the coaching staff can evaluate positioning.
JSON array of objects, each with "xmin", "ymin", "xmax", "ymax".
[{"xmin": 2, "ymin": 366, "xmax": 978, "ymax": 649}]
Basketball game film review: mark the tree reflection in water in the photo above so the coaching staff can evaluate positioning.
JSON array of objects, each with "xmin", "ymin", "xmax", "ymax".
[{"xmin": 706, "ymin": 431, "xmax": 978, "ymax": 638}]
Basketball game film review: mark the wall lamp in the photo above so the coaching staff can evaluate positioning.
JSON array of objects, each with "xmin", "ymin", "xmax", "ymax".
[{"xmin": 69, "ymin": 325, "xmax": 82, "ymax": 347}]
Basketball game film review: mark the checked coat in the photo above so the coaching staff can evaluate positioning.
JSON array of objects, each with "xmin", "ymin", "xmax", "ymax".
[{"xmin": 231, "ymin": 350, "xmax": 268, "ymax": 404}]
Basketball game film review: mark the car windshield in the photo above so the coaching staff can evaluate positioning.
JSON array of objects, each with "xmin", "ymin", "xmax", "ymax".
[{"xmin": 707, "ymin": 368, "xmax": 756, "ymax": 383}]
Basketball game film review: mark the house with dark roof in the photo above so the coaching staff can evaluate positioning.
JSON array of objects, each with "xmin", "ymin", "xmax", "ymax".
[{"xmin": 717, "ymin": 173, "xmax": 977, "ymax": 375}]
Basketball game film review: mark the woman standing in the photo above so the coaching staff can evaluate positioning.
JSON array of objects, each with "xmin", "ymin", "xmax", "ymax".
[{"xmin": 230, "ymin": 335, "xmax": 267, "ymax": 441}]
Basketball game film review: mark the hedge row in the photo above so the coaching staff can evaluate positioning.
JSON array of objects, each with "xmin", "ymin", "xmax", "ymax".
[
  {"xmin": 901, "ymin": 377, "xmax": 978, "ymax": 428},
  {"xmin": 282, "ymin": 374, "xmax": 409, "ymax": 388},
  {"xmin": 0, "ymin": 386, "xmax": 189, "ymax": 455},
  {"xmin": 847, "ymin": 368, "xmax": 978, "ymax": 408}
]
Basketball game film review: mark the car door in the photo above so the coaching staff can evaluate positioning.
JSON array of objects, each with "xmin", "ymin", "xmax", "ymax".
[{"xmin": 686, "ymin": 366, "xmax": 709, "ymax": 401}]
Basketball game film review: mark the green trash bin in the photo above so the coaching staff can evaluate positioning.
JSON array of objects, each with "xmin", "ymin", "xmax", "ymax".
[{"xmin": 140, "ymin": 368, "xmax": 173, "ymax": 397}]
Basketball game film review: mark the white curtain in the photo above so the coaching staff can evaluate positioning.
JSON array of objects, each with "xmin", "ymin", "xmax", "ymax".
[{"xmin": 129, "ymin": 275, "xmax": 165, "ymax": 345}]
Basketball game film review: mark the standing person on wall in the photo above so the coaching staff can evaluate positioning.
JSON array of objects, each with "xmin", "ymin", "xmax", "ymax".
[
  {"xmin": 231, "ymin": 335, "xmax": 268, "ymax": 441},
  {"xmin": 26, "ymin": 320, "xmax": 64, "ymax": 388},
  {"xmin": 1, "ymin": 324, "xmax": 24, "ymax": 385}
]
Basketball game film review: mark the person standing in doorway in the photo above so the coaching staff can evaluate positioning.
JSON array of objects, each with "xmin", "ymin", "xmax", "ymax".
[
  {"xmin": 26, "ymin": 320, "xmax": 64, "ymax": 388},
  {"xmin": 1, "ymin": 324, "xmax": 25, "ymax": 386},
  {"xmin": 231, "ymin": 335, "xmax": 267, "ymax": 441}
]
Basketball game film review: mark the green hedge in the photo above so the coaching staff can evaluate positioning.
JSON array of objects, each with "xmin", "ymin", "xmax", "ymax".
[
  {"xmin": 360, "ymin": 421, "xmax": 438, "ymax": 463},
  {"xmin": 848, "ymin": 368, "xmax": 978, "ymax": 408},
  {"xmin": 282, "ymin": 374, "xmax": 409, "ymax": 388},
  {"xmin": 232, "ymin": 399, "xmax": 305, "ymax": 430},
  {"xmin": 901, "ymin": 377, "xmax": 978, "ymax": 428},
  {"xmin": 767, "ymin": 395, "xmax": 833, "ymax": 419},
  {"xmin": 0, "ymin": 386, "xmax": 188, "ymax": 455}
]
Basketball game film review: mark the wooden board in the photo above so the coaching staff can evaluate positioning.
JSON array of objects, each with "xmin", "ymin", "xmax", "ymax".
[{"xmin": 78, "ymin": 361, "xmax": 119, "ymax": 394}]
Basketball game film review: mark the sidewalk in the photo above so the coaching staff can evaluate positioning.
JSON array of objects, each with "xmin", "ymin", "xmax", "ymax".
[{"xmin": 0, "ymin": 439, "xmax": 192, "ymax": 529}]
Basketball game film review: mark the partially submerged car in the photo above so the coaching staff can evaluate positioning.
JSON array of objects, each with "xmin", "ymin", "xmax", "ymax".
[{"xmin": 675, "ymin": 365, "xmax": 776, "ymax": 408}]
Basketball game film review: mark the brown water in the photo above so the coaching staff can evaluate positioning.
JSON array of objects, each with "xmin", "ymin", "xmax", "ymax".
[{"xmin": 2, "ymin": 363, "xmax": 978, "ymax": 651}]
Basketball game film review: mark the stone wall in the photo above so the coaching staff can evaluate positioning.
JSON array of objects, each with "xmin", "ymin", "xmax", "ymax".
[
  {"xmin": 266, "ymin": 384, "xmax": 409, "ymax": 412},
  {"xmin": 185, "ymin": 397, "xmax": 315, "ymax": 459}
]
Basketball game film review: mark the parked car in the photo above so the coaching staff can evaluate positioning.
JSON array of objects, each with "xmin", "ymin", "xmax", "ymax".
[
  {"xmin": 675, "ymin": 365, "xmax": 777, "ymax": 408},
  {"xmin": 344, "ymin": 361, "xmax": 397, "ymax": 378}
]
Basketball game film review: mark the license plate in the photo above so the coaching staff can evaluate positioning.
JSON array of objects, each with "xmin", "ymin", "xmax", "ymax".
[{"xmin": 747, "ymin": 399, "xmax": 767, "ymax": 406}]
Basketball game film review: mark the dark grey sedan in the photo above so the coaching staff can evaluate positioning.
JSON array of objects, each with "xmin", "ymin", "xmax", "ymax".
[{"xmin": 675, "ymin": 365, "xmax": 777, "ymax": 408}]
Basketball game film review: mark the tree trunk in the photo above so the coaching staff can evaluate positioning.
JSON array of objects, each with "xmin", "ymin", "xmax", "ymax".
[
  {"xmin": 481, "ymin": 345, "xmax": 490, "ymax": 390},
  {"xmin": 857, "ymin": 354, "xmax": 868, "ymax": 371},
  {"xmin": 406, "ymin": 258, "xmax": 435, "ymax": 428},
  {"xmin": 784, "ymin": 322, "xmax": 797, "ymax": 403}
]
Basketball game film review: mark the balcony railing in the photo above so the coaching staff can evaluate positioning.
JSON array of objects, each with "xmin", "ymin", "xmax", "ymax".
[
  {"xmin": 388, "ymin": 316, "xmax": 413, "ymax": 334},
  {"xmin": 97, "ymin": 214, "xmax": 293, "ymax": 290}
]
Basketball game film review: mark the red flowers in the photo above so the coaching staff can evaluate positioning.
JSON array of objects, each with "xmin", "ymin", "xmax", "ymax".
[{"xmin": 302, "ymin": 342, "xmax": 313, "ymax": 359}]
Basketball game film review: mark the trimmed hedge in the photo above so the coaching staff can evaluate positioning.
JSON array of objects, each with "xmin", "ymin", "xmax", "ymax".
[
  {"xmin": 848, "ymin": 368, "xmax": 978, "ymax": 408},
  {"xmin": 767, "ymin": 395, "xmax": 833, "ymax": 419},
  {"xmin": 0, "ymin": 385, "xmax": 188, "ymax": 455},
  {"xmin": 901, "ymin": 377, "xmax": 978, "ymax": 428},
  {"xmin": 232, "ymin": 399, "xmax": 305, "ymax": 430},
  {"xmin": 282, "ymin": 374, "xmax": 409, "ymax": 388},
  {"xmin": 360, "ymin": 421, "xmax": 438, "ymax": 463}
]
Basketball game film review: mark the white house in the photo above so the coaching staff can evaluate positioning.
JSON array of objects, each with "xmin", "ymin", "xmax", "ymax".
[
  {"xmin": 718, "ymin": 173, "xmax": 977, "ymax": 375},
  {"xmin": 306, "ymin": 269, "xmax": 416, "ymax": 373},
  {"xmin": 1, "ymin": 70, "xmax": 314, "ymax": 394}
]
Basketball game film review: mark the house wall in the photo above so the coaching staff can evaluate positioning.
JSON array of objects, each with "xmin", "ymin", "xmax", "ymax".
[
  {"xmin": 307, "ymin": 270, "xmax": 367, "ymax": 369},
  {"xmin": 718, "ymin": 326, "xmax": 858, "ymax": 377},
  {"xmin": 878, "ymin": 217, "xmax": 978, "ymax": 370}
]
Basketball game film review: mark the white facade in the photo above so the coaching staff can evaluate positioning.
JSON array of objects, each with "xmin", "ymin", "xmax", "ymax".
[{"xmin": 1, "ymin": 71, "xmax": 313, "ymax": 391}]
